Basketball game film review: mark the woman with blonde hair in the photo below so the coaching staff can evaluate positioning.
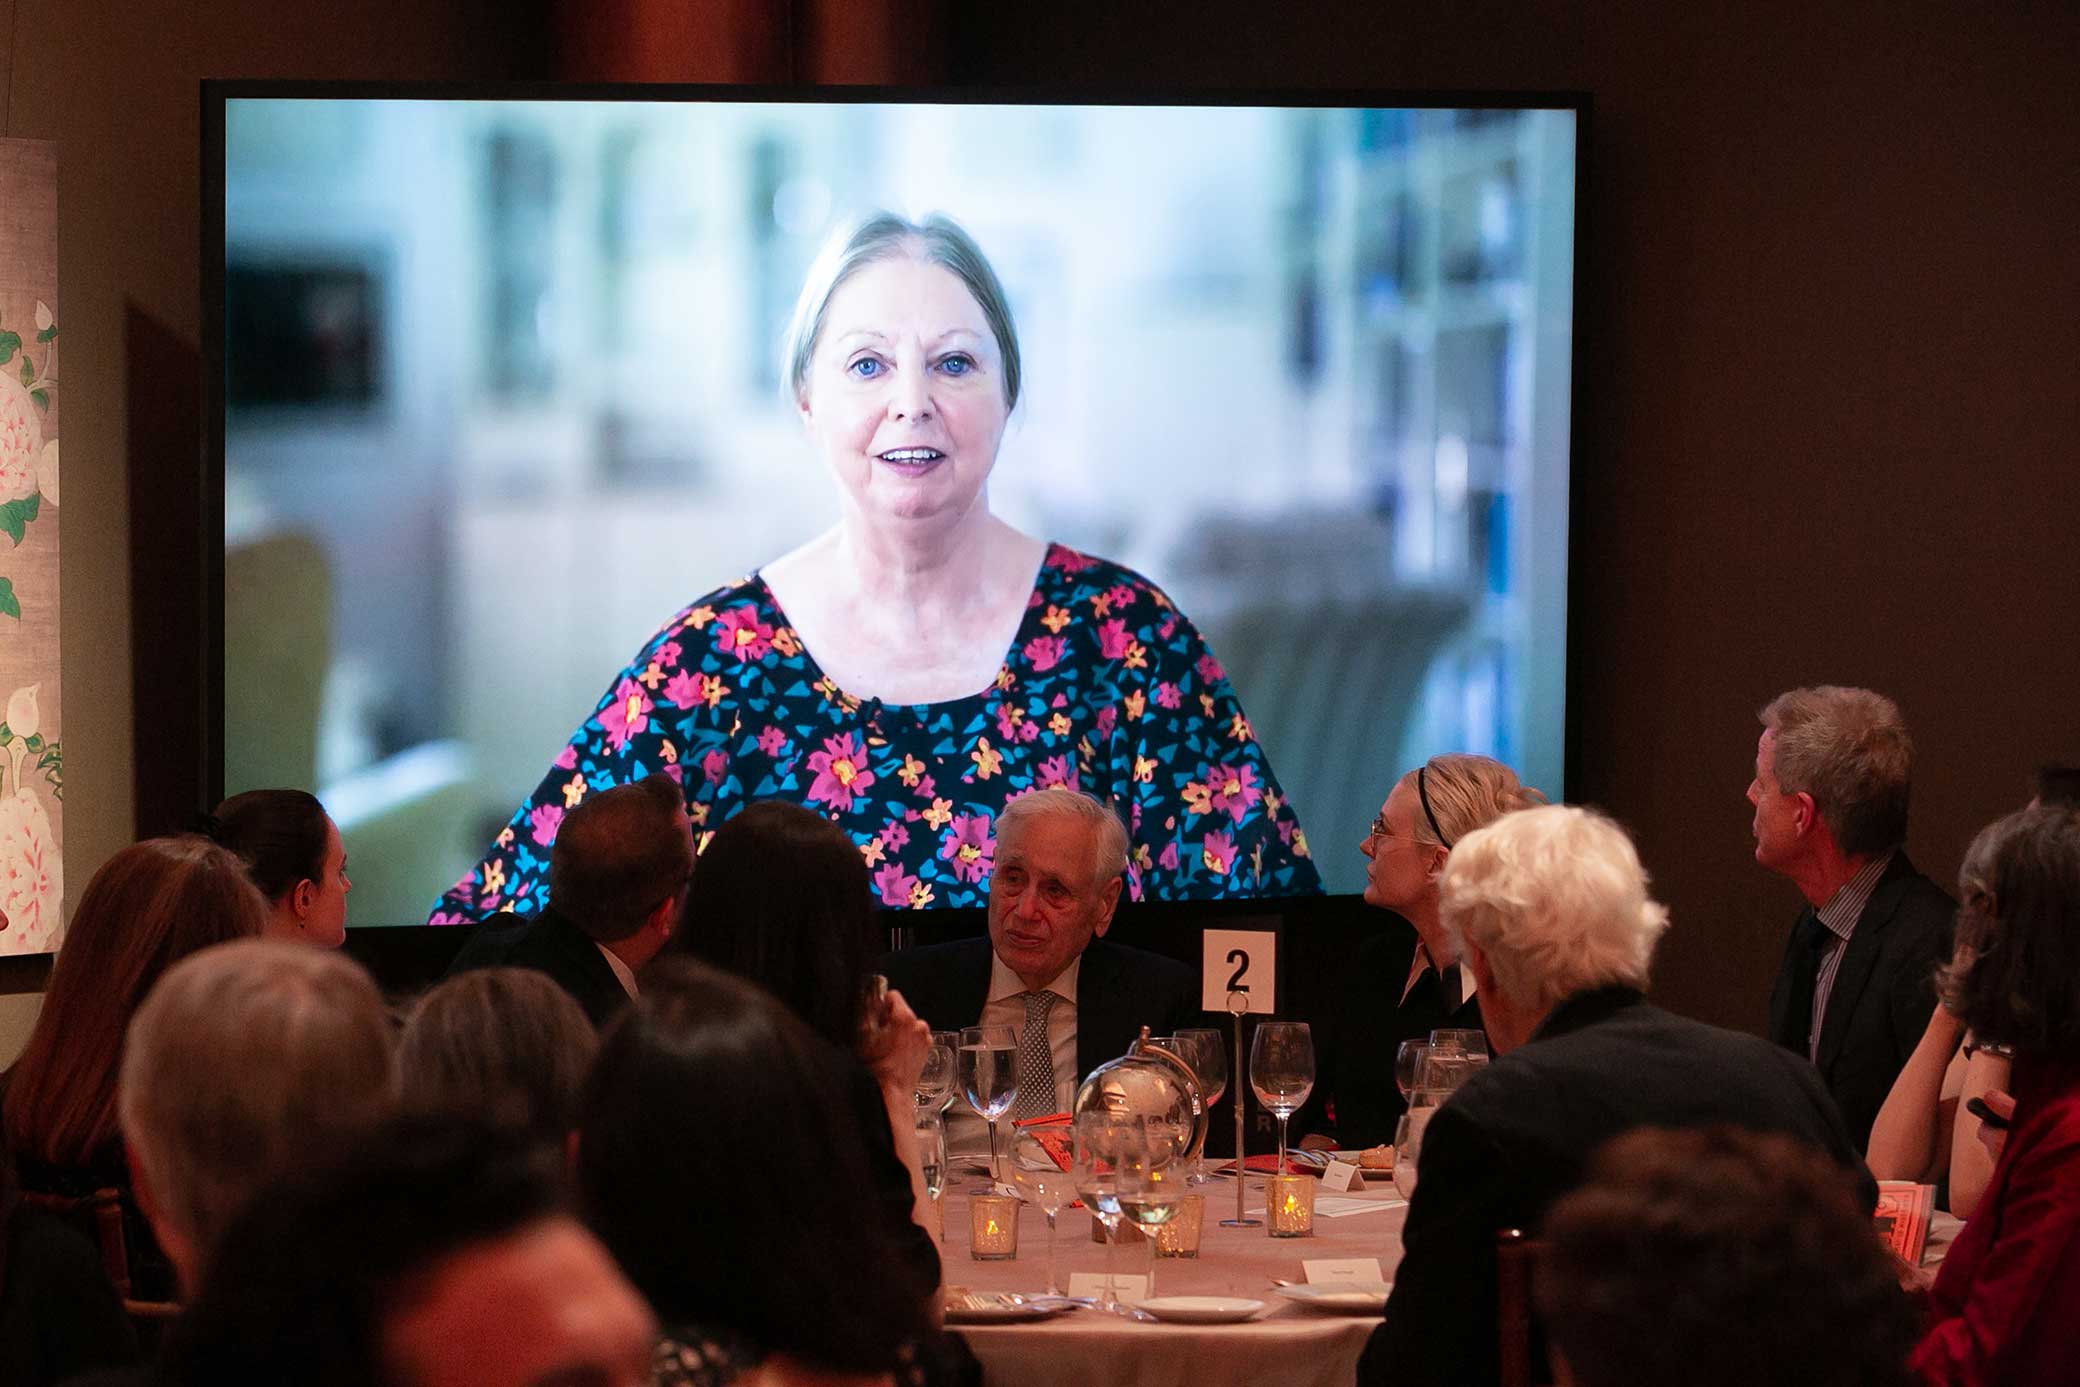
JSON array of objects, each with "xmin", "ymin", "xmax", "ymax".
[{"xmin": 1306, "ymin": 754, "xmax": 1546, "ymax": 1149}]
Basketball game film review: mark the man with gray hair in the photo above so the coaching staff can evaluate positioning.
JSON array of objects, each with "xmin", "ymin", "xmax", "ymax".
[
  {"xmin": 118, "ymin": 938, "xmax": 397, "ymax": 1294},
  {"xmin": 1358, "ymin": 805, "xmax": 1870, "ymax": 1387},
  {"xmin": 1750, "ymin": 685, "xmax": 1954, "ymax": 1150},
  {"xmin": 883, "ymin": 787, "xmax": 1199, "ymax": 1143}
]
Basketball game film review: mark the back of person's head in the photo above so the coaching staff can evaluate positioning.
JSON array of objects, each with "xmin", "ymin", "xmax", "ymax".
[
  {"xmin": 159, "ymin": 1114, "xmax": 649, "ymax": 1387},
  {"xmin": 399, "ymin": 968, "xmax": 597, "ymax": 1145},
  {"xmin": 1938, "ymin": 804, "xmax": 2080, "ymax": 1062},
  {"xmin": 550, "ymin": 772, "xmax": 693, "ymax": 942},
  {"xmin": 1538, "ymin": 1126, "xmax": 1917, "ymax": 1387},
  {"xmin": 1758, "ymin": 686, "xmax": 1912, "ymax": 856},
  {"xmin": 118, "ymin": 938, "xmax": 397, "ymax": 1285},
  {"xmin": 207, "ymin": 788, "xmax": 330, "ymax": 902},
  {"xmin": 3, "ymin": 836, "xmax": 269, "ymax": 1166},
  {"xmin": 2033, "ymin": 764, "xmax": 2080, "ymax": 810},
  {"xmin": 1441, "ymin": 804, "xmax": 1670, "ymax": 1015},
  {"xmin": 1401, "ymin": 754, "xmax": 1547, "ymax": 848},
  {"xmin": 579, "ymin": 958, "xmax": 927, "ymax": 1370},
  {"xmin": 669, "ymin": 798, "xmax": 879, "ymax": 1051}
]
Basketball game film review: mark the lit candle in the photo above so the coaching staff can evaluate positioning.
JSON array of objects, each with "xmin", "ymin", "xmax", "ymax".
[
  {"xmin": 970, "ymin": 1194, "xmax": 1021, "ymax": 1260},
  {"xmin": 1266, "ymin": 1174, "xmax": 1315, "ymax": 1238}
]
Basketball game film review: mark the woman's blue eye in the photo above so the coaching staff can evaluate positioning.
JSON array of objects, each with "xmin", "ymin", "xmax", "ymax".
[
  {"xmin": 938, "ymin": 354, "xmax": 974, "ymax": 376},
  {"xmin": 847, "ymin": 357, "xmax": 883, "ymax": 379}
]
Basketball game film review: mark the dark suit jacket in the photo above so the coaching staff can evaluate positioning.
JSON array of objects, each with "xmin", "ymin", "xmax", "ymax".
[
  {"xmin": 1766, "ymin": 853, "xmax": 1956, "ymax": 1151},
  {"xmin": 1358, "ymin": 987, "xmax": 1872, "ymax": 1387},
  {"xmin": 881, "ymin": 935, "xmax": 1202, "ymax": 1088},
  {"xmin": 444, "ymin": 904, "xmax": 630, "ymax": 1029}
]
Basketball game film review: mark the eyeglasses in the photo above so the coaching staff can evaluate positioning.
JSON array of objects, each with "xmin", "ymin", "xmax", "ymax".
[{"xmin": 1364, "ymin": 814, "xmax": 1430, "ymax": 848}]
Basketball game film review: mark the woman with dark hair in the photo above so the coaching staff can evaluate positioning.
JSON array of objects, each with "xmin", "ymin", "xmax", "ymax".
[
  {"xmin": 207, "ymin": 788, "xmax": 352, "ymax": 947},
  {"xmin": 580, "ymin": 960, "xmax": 934, "ymax": 1387},
  {"xmin": 399, "ymin": 968, "xmax": 599, "ymax": 1150},
  {"xmin": 662, "ymin": 800, "xmax": 937, "ymax": 1276},
  {"xmin": 1912, "ymin": 805, "xmax": 2080, "ymax": 1386},
  {"xmin": 0, "ymin": 836, "xmax": 270, "ymax": 1300}
]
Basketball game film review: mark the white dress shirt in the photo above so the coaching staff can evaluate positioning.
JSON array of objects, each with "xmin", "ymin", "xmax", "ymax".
[
  {"xmin": 947, "ymin": 952, "xmax": 1081, "ymax": 1156},
  {"xmin": 595, "ymin": 941, "xmax": 639, "ymax": 999}
]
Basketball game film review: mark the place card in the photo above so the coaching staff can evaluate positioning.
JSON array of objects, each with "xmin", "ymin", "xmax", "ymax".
[
  {"xmin": 1320, "ymin": 1159, "xmax": 1363, "ymax": 1192},
  {"xmin": 1069, "ymin": 1271, "xmax": 1151, "ymax": 1305},
  {"xmin": 1303, "ymin": 1257, "xmax": 1386, "ymax": 1286}
]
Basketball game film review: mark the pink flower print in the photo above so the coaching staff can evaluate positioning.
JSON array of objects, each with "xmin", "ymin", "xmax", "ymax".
[
  {"xmin": 1195, "ymin": 653, "xmax": 1226, "ymax": 684},
  {"xmin": 1158, "ymin": 841, "xmax": 1181, "ymax": 872},
  {"xmin": 1201, "ymin": 830, "xmax": 1238, "ymax": 876},
  {"xmin": 553, "ymin": 744, "xmax": 579, "ymax": 771},
  {"xmin": 660, "ymin": 669, "xmax": 702, "ymax": 708},
  {"xmin": 880, "ymin": 820, "xmax": 911, "ymax": 851},
  {"xmin": 1098, "ymin": 618, "xmax": 1134, "ymax": 660},
  {"xmin": 1204, "ymin": 762, "xmax": 1263, "ymax": 823},
  {"xmin": 712, "ymin": 606, "xmax": 776, "ymax": 663},
  {"xmin": 1051, "ymin": 693, "xmax": 1069, "ymax": 708},
  {"xmin": 1094, "ymin": 706, "xmax": 1119, "ymax": 737},
  {"xmin": 805, "ymin": 732, "xmax": 875, "ymax": 811},
  {"xmin": 1106, "ymin": 584, "xmax": 1136, "ymax": 612},
  {"xmin": 1155, "ymin": 681, "xmax": 1182, "ymax": 710},
  {"xmin": 599, "ymin": 678, "xmax": 653, "ymax": 753},
  {"xmin": 939, "ymin": 813, "xmax": 996, "ymax": 883},
  {"xmin": 1051, "ymin": 548, "xmax": 1097, "ymax": 574},
  {"xmin": 995, "ymin": 702, "xmax": 1024, "ymax": 740},
  {"xmin": 1036, "ymin": 755, "xmax": 1078, "ymax": 791},
  {"xmin": 915, "ymin": 775, "xmax": 937, "ymax": 800},
  {"xmin": 1160, "ymin": 616, "xmax": 1178, "ymax": 641},
  {"xmin": 756, "ymin": 726, "xmax": 790, "ymax": 757},
  {"xmin": 527, "ymin": 804, "xmax": 564, "ymax": 846},
  {"xmin": 700, "ymin": 749, "xmax": 730, "ymax": 784},
  {"xmin": 1017, "ymin": 720, "xmax": 1039, "ymax": 743},
  {"xmin": 1023, "ymin": 635, "xmax": 1067, "ymax": 672},
  {"xmin": 655, "ymin": 640, "xmax": 682, "ymax": 666},
  {"xmin": 873, "ymin": 863, "xmax": 920, "ymax": 909}
]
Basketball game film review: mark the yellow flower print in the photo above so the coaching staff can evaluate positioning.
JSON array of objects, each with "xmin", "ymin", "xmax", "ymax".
[
  {"xmin": 897, "ymin": 754, "xmax": 926, "ymax": 787},
  {"xmin": 1150, "ymin": 588, "xmax": 1173, "ymax": 610},
  {"xmin": 1292, "ymin": 829, "xmax": 1311, "ymax": 858},
  {"xmin": 482, "ymin": 859, "xmax": 507, "ymax": 896},
  {"xmin": 661, "ymin": 740, "xmax": 679, "ymax": 763},
  {"xmin": 637, "ymin": 661, "xmax": 668, "ymax": 691},
  {"xmin": 860, "ymin": 838, "xmax": 887, "ymax": 867},
  {"xmin": 995, "ymin": 668, "xmax": 1017, "ymax": 692},
  {"xmin": 814, "ymin": 676, "xmax": 843, "ymax": 704},
  {"xmin": 1123, "ymin": 641, "xmax": 1148, "ymax": 671},
  {"xmin": 1133, "ymin": 754, "xmax": 1158, "ymax": 784},
  {"xmin": 972, "ymin": 737, "xmax": 1004, "ymax": 780},
  {"xmin": 1041, "ymin": 605, "xmax": 1072, "ymax": 634},
  {"xmin": 562, "ymin": 774, "xmax": 588, "ymax": 808},
  {"xmin": 1048, "ymin": 712, "xmax": 1072, "ymax": 738},
  {"xmin": 909, "ymin": 881, "xmax": 936, "ymax": 908},
  {"xmin": 1091, "ymin": 592, "xmax": 1114, "ymax": 618},
  {"xmin": 1181, "ymin": 780, "xmax": 1213, "ymax": 816},
  {"xmin": 1264, "ymin": 789, "xmax": 1282, "ymax": 815},
  {"xmin": 923, "ymin": 798, "xmax": 955, "ymax": 830},
  {"xmin": 772, "ymin": 627, "xmax": 801, "ymax": 657},
  {"xmin": 495, "ymin": 826, "xmax": 515, "ymax": 849},
  {"xmin": 700, "ymin": 675, "xmax": 728, "ymax": 708},
  {"xmin": 1134, "ymin": 843, "xmax": 1154, "ymax": 871},
  {"xmin": 1230, "ymin": 713, "xmax": 1253, "ymax": 742},
  {"xmin": 1124, "ymin": 689, "xmax": 1147, "ymax": 722},
  {"xmin": 1199, "ymin": 692, "xmax": 1217, "ymax": 719},
  {"xmin": 698, "ymin": 830, "xmax": 714, "ymax": 854},
  {"xmin": 685, "ymin": 605, "xmax": 716, "ymax": 629},
  {"xmin": 688, "ymin": 800, "xmax": 710, "ymax": 826}
]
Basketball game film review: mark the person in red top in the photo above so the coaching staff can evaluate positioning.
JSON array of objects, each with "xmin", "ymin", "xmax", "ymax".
[{"xmin": 1913, "ymin": 803, "xmax": 2080, "ymax": 1386}]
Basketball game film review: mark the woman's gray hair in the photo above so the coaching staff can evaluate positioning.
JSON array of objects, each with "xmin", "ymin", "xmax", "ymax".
[
  {"xmin": 1759, "ymin": 686, "xmax": 1912, "ymax": 858},
  {"xmin": 996, "ymin": 787, "xmax": 1130, "ymax": 887},
  {"xmin": 781, "ymin": 211, "xmax": 1022, "ymax": 410},
  {"xmin": 1441, "ymin": 804, "xmax": 1671, "ymax": 1015},
  {"xmin": 118, "ymin": 939, "xmax": 397, "ymax": 1276}
]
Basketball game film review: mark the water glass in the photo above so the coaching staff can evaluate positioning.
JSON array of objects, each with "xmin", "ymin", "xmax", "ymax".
[
  {"xmin": 1006, "ymin": 1128, "xmax": 1076, "ymax": 1294},
  {"xmin": 960, "ymin": 1025, "xmax": 1017, "ymax": 1185},
  {"xmin": 1394, "ymin": 1040, "xmax": 1431, "ymax": 1099},
  {"xmin": 1392, "ymin": 1109, "xmax": 1427, "ymax": 1201},
  {"xmin": 915, "ymin": 1037, "xmax": 956, "ymax": 1111}
]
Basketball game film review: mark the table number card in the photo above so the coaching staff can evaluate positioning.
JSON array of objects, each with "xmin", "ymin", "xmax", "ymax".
[
  {"xmin": 1303, "ymin": 1258, "xmax": 1386, "ymax": 1285},
  {"xmin": 1068, "ymin": 1271, "xmax": 1150, "ymax": 1305},
  {"xmin": 1320, "ymin": 1159, "xmax": 1363, "ymax": 1192},
  {"xmin": 1202, "ymin": 928, "xmax": 1277, "ymax": 1013}
]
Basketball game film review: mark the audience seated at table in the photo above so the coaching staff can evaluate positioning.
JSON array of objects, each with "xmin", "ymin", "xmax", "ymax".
[
  {"xmin": 1751, "ymin": 686, "xmax": 1956, "ymax": 1151},
  {"xmin": 1304, "ymin": 754, "xmax": 1544, "ymax": 1151},
  {"xmin": 446, "ymin": 772, "xmax": 695, "ymax": 1027},
  {"xmin": 0, "ymin": 1126, "xmax": 139, "ymax": 1387},
  {"xmin": 1358, "ymin": 804, "xmax": 1872, "ymax": 1387},
  {"xmin": 140, "ymin": 1114, "xmax": 654, "ymax": 1387},
  {"xmin": 399, "ymin": 968, "xmax": 598, "ymax": 1152},
  {"xmin": 1537, "ymin": 1125, "xmax": 1918, "ymax": 1387},
  {"xmin": 118, "ymin": 939, "xmax": 398, "ymax": 1297},
  {"xmin": 882, "ymin": 787, "xmax": 1198, "ymax": 1142},
  {"xmin": 581, "ymin": 959, "xmax": 943, "ymax": 1387},
  {"xmin": 0, "ymin": 837, "xmax": 269, "ymax": 1302},
  {"xmin": 660, "ymin": 799, "xmax": 940, "ymax": 1281},
  {"xmin": 1911, "ymin": 804, "xmax": 2080, "ymax": 1387},
  {"xmin": 204, "ymin": 788, "xmax": 353, "ymax": 948}
]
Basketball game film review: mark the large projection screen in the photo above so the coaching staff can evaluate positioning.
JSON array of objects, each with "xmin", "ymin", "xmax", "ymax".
[{"xmin": 215, "ymin": 91, "xmax": 1578, "ymax": 925}]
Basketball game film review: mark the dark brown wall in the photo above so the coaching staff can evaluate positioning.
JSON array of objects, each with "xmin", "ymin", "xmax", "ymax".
[{"xmin": 949, "ymin": 1, "xmax": 2080, "ymax": 1033}]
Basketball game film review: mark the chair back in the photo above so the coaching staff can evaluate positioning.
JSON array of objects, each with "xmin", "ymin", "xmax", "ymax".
[
  {"xmin": 18, "ymin": 1184, "xmax": 182, "ymax": 1325},
  {"xmin": 1496, "ymin": 1226, "xmax": 1552, "ymax": 1387}
]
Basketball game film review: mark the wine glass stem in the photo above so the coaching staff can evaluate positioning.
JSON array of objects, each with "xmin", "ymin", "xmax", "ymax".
[
  {"xmin": 1044, "ymin": 1210, "xmax": 1059, "ymax": 1295},
  {"xmin": 987, "ymin": 1119, "xmax": 1001, "ymax": 1186},
  {"xmin": 1100, "ymin": 1222, "xmax": 1118, "ymax": 1311},
  {"xmin": 1146, "ymin": 1224, "xmax": 1159, "ymax": 1300},
  {"xmin": 1276, "ymin": 1111, "xmax": 1290, "ymax": 1175}
]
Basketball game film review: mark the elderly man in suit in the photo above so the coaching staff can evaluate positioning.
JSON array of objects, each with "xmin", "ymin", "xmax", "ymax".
[
  {"xmin": 446, "ymin": 772, "xmax": 694, "ymax": 1027},
  {"xmin": 1750, "ymin": 686, "xmax": 1955, "ymax": 1151},
  {"xmin": 1358, "ymin": 805, "xmax": 1872, "ymax": 1387},
  {"xmin": 882, "ymin": 787, "xmax": 1199, "ymax": 1147}
]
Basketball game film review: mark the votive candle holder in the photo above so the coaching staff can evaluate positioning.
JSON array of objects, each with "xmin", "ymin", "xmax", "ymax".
[
  {"xmin": 1154, "ymin": 1193, "xmax": 1208, "ymax": 1258},
  {"xmin": 1266, "ymin": 1174, "xmax": 1315, "ymax": 1238},
  {"xmin": 970, "ymin": 1194, "xmax": 1021, "ymax": 1260}
]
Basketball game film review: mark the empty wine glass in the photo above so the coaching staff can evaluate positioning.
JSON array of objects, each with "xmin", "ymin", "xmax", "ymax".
[
  {"xmin": 915, "ymin": 1036, "xmax": 956, "ymax": 1113},
  {"xmin": 1173, "ymin": 1029, "xmax": 1226, "ymax": 1181},
  {"xmin": 1391, "ymin": 1108, "xmax": 1426, "ymax": 1201},
  {"xmin": 928, "ymin": 1032, "xmax": 960, "ymax": 1112},
  {"xmin": 1394, "ymin": 1040, "xmax": 1431, "ymax": 1099},
  {"xmin": 1248, "ymin": 1022, "xmax": 1315, "ymax": 1179},
  {"xmin": 1007, "ymin": 1128, "xmax": 1077, "ymax": 1295},
  {"xmin": 960, "ymin": 1025, "xmax": 1017, "ymax": 1187}
]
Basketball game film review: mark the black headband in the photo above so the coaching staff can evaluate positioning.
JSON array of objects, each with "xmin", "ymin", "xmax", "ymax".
[{"xmin": 1417, "ymin": 764, "xmax": 1452, "ymax": 849}]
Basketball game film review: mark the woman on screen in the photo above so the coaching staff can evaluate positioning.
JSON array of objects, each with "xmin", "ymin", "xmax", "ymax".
[{"xmin": 430, "ymin": 212, "xmax": 1318, "ymax": 922}]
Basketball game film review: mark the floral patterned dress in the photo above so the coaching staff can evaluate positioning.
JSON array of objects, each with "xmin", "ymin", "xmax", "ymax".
[{"xmin": 429, "ymin": 543, "xmax": 1320, "ymax": 922}]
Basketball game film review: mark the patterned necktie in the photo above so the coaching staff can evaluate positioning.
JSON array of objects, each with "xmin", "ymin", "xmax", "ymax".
[{"xmin": 1013, "ymin": 990, "xmax": 1060, "ymax": 1121}]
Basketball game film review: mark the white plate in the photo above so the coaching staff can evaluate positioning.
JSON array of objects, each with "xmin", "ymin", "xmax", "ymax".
[
  {"xmin": 1272, "ymin": 1282, "xmax": 1392, "ymax": 1313},
  {"xmin": 1136, "ymin": 1296, "xmax": 1267, "ymax": 1324},
  {"xmin": 942, "ymin": 1293, "xmax": 1079, "ymax": 1323}
]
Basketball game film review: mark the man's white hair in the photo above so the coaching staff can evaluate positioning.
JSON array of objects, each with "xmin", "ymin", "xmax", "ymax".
[
  {"xmin": 995, "ymin": 787, "xmax": 1130, "ymax": 886},
  {"xmin": 1441, "ymin": 804, "xmax": 1671, "ymax": 1015}
]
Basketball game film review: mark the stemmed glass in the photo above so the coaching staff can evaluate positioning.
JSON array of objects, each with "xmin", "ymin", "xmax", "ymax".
[
  {"xmin": 1007, "ymin": 1128, "xmax": 1076, "ymax": 1295},
  {"xmin": 1420, "ymin": 1029, "xmax": 1489, "ymax": 1095},
  {"xmin": 1391, "ymin": 1109, "xmax": 1423, "ymax": 1201},
  {"xmin": 1173, "ymin": 1029, "xmax": 1227, "ymax": 1182},
  {"xmin": 1072, "ymin": 1113, "xmax": 1150, "ymax": 1319},
  {"xmin": 928, "ymin": 1032, "xmax": 961, "ymax": 1113},
  {"xmin": 1394, "ymin": 1040, "xmax": 1431, "ymax": 1100},
  {"xmin": 1113, "ymin": 1117, "xmax": 1186, "ymax": 1300},
  {"xmin": 1248, "ymin": 1022, "xmax": 1315, "ymax": 1179},
  {"xmin": 1429, "ymin": 1028, "xmax": 1489, "ymax": 1059},
  {"xmin": 913, "ymin": 1109, "xmax": 948, "ymax": 1240},
  {"xmin": 959, "ymin": 1025, "xmax": 1017, "ymax": 1187},
  {"xmin": 915, "ymin": 1035, "xmax": 956, "ymax": 1113}
]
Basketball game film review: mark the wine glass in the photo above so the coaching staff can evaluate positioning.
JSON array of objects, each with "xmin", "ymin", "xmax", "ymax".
[
  {"xmin": 1391, "ymin": 1107, "xmax": 1428, "ymax": 1201},
  {"xmin": 1429, "ymin": 1028, "xmax": 1489, "ymax": 1059},
  {"xmin": 914, "ymin": 1110, "xmax": 947, "ymax": 1240},
  {"xmin": 1113, "ymin": 1117, "xmax": 1185, "ymax": 1300},
  {"xmin": 1072, "ymin": 1114, "xmax": 1133, "ymax": 1316},
  {"xmin": 1173, "ymin": 1029, "xmax": 1226, "ymax": 1181},
  {"xmin": 959, "ymin": 1025, "xmax": 1017, "ymax": 1187},
  {"xmin": 1249, "ymin": 1022, "xmax": 1315, "ymax": 1179},
  {"xmin": 1007, "ymin": 1128, "xmax": 1077, "ymax": 1295},
  {"xmin": 929, "ymin": 1032, "xmax": 961, "ymax": 1112},
  {"xmin": 915, "ymin": 1035, "xmax": 956, "ymax": 1113},
  {"xmin": 1394, "ymin": 1040, "xmax": 1431, "ymax": 1100}
]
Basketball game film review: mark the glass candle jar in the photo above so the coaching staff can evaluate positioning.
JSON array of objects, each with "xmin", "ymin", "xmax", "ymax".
[
  {"xmin": 1266, "ymin": 1174, "xmax": 1315, "ymax": 1238},
  {"xmin": 970, "ymin": 1194, "xmax": 1021, "ymax": 1260}
]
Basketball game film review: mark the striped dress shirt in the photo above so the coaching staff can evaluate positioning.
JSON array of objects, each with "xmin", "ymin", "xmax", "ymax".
[{"xmin": 1808, "ymin": 853, "xmax": 1894, "ymax": 1063}]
